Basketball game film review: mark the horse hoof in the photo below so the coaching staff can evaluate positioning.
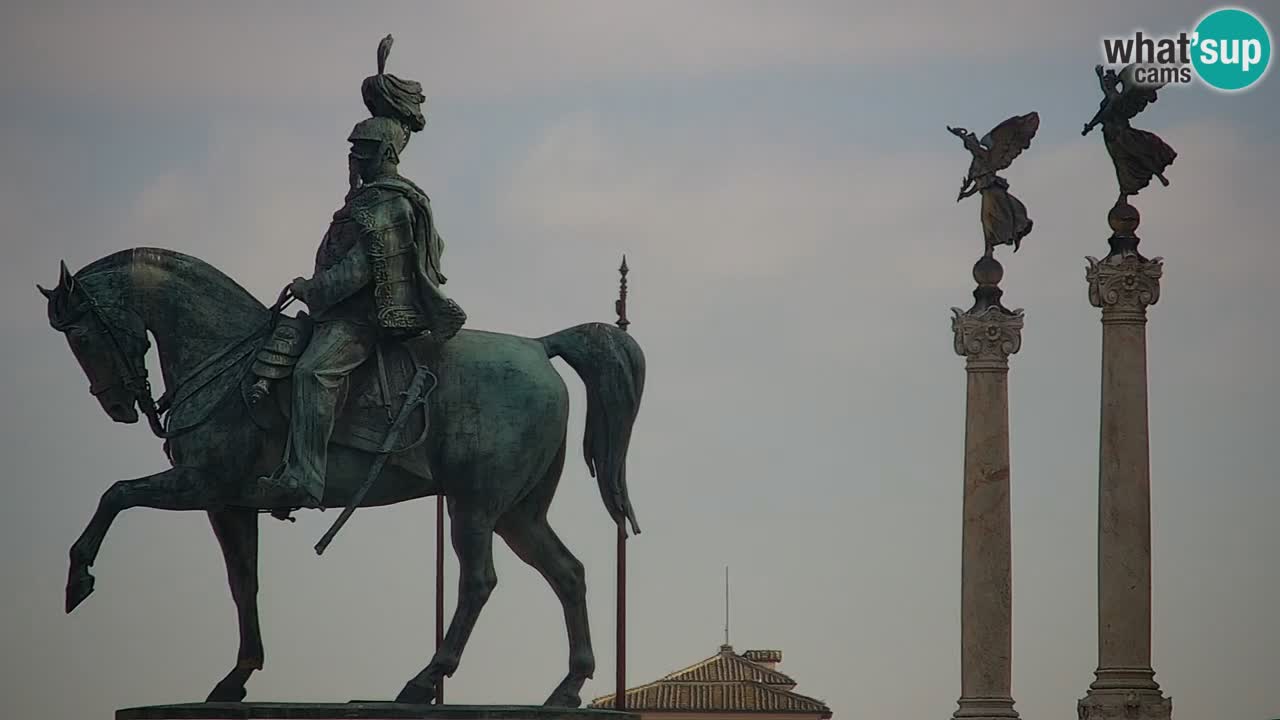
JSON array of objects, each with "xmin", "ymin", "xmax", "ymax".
[
  {"xmin": 395, "ymin": 680, "xmax": 437, "ymax": 705},
  {"xmin": 206, "ymin": 681, "xmax": 247, "ymax": 703},
  {"xmin": 543, "ymin": 691, "xmax": 583, "ymax": 708},
  {"xmin": 66, "ymin": 572, "xmax": 95, "ymax": 614}
]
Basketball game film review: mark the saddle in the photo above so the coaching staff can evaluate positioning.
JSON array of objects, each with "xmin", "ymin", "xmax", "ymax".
[{"xmin": 244, "ymin": 312, "xmax": 438, "ymax": 474}]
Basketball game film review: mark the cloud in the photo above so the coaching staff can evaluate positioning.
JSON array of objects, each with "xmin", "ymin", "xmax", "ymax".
[
  {"xmin": 499, "ymin": 111, "xmax": 958, "ymax": 283},
  {"xmin": 493, "ymin": 109, "xmax": 1280, "ymax": 423},
  {"xmin": 0, "ymin": 126, "xmax": 107, "ymax": 327},
  {"xmin": 0, "ymin": 0, "xmax": 1195, "ymax": 104},
  {"xmin": 501, "ymin": 107, "xmax": 1280, "ymax": 296},
  {"xmin": 110, "ymin": 127, "xmax": 354, "ymax": 301}
]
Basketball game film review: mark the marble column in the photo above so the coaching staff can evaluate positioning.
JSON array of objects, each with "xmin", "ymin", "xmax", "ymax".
[
  {"xmin": 950, "ymin": 255, "xmax": 1023, "ymax": 720},
  {"xmin": 1077, "ymin": 201, "xmax": 1172, "ymax": 720}
]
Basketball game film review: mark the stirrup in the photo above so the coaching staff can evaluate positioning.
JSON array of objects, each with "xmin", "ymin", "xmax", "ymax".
[{"xmin": 252, "ymin": 470, "xmax": 323, "ymax": 510}]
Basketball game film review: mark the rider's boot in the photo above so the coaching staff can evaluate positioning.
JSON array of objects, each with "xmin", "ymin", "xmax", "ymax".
[
  {"xmin": 253, "ymin": 392, "xmax": 328, "ymax": 510},
  {"xmin": 251, "ymin": 466, "xmax": 323, "ymax": 510}
]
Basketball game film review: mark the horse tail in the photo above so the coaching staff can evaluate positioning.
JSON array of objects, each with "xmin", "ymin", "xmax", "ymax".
[{"xmin": 540, "ymin": 322, "xmax": 645, "ymax": 535}]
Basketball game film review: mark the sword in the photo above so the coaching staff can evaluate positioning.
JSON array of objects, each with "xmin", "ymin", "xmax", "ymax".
[{"xmin": 314, "ymin": 363, "xmax": 437, "ymax": 555}]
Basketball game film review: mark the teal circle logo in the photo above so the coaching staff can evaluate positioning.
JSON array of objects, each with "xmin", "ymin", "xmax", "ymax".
[{"xmin": 1192, "ymin": 7, "xmax": 1271, "ymax": 91}]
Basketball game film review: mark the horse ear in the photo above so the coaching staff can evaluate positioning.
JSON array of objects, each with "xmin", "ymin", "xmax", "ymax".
[
  {"xmin": 37, "ymin": 284, "xmax": 54, "ymax": 299},
  {"xmin": 58, "ymin": 260, "xmax": 75, "ymax": 293}
]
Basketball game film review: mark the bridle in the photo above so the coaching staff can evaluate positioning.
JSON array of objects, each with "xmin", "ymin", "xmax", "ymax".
[{"xmin": 57, "ymin": 280, "xmax": 295, "ymax": 439}]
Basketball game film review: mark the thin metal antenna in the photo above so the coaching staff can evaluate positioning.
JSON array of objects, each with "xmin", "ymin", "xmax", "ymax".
[{"xmin": 724, "ymin": 566, "xmax": 730, "ymax": 647}]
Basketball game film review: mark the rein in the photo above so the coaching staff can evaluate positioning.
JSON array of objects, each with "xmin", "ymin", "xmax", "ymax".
[{"xmin": 80, "ymin": 283, "xmax": 295, "ymax": 440}]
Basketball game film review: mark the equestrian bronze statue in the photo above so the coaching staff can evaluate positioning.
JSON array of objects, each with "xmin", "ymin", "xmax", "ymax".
[{"xmin": 39, "ymin": 35, "xmax": 645, "ymax": 709}]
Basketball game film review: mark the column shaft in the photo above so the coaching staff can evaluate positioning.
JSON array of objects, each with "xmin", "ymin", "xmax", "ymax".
[
  {"xmin": 1097, "ymin": 316, "xmax": 1153, "ymax": 674},
  {"xmin": 951, "ymin": 302, "xmax": 1023, "ymax": 720},
  {"xmin": 1079, "ymin": 251, "xmax": 1171, "ymax": 720},
  {"xmin": 961, "ymin": 369, "xmax": 1013, "ymax": 700}
]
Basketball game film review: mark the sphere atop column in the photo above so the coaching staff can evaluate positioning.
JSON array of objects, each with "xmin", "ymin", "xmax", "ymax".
[
  {"xmin": 1107, "ymin": 197, "xmax": 1144, "ymax": 258},
  {"xmin": 973, "ymin": 254, "xmax": 1004, "ymax": 287},
  {"xmin": 1108, "ymin": 198, "xmax": 1141, "ymax": 235}
]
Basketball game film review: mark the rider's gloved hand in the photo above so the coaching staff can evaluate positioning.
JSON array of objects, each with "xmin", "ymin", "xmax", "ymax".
[{"xmin": 289, "ymin": 277, "xmax": 311, "ymax": 303}]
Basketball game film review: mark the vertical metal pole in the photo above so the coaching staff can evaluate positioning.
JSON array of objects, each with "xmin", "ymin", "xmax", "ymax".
[
  {"xmin": 724, "ymin": 566, "xmax": 730, "ymax": 647},
  {"xmin": 436, "ymin": 494, "xmax": 445, "ymax": 704},
  {"xmin": 614, "ymin": 255, "xmax": 630, "ymax": 712},
  {"xmin": 616, "ymin": 521, "xmax": 627, "ymax": 711}
]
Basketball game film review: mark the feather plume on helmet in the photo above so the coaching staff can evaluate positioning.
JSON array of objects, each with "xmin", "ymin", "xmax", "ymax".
[{"xmin": 350, "ymin": 35, "xmax": 426, "ymax": 154}]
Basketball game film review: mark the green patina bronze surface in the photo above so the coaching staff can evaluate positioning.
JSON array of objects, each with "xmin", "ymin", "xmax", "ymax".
[{"xmin": 38, "ymin": 34, "xmax": 645, "ymax": 711}]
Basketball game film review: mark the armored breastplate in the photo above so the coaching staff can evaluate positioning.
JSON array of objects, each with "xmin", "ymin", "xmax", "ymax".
[
  {"xmin": 307, "ymin": 207, "xmax": 378, "ymax": 323},
  {"xmin": 363, "ymin": 214, "xmax": 430, "ymax": 335},
  {"xmin": 315, "ymin": 214, "xmax": 365, "ymax": 271}
]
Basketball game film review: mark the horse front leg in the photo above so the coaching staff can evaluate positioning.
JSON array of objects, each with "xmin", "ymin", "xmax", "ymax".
[
  {"xmin": 206, "ymin": 507, "xmax": 263, "ymax": 703},
  {"xmin": 67, "ymin": 466, "xmax": 213, "ymax": 613},
  {"xmin": 396, "ymin": 508, "xmax": 497, "ymax": 704}
]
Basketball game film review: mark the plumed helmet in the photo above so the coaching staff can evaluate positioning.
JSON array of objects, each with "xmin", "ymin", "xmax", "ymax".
[{"xmin": 361, "ymin": 35, "xmax": 427, "ymax": 134}]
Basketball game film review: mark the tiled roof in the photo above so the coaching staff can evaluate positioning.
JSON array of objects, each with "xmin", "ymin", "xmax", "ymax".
[
  {"xmin": 589, "ymin": 646, "xmax": 831, "ymax": 717},
  {"xmin": 659, "ymin": 649, "xmax": 797, "ymax": 689},
  {"xmin": 591, "ymin": 680, "xmax": 831, "ymax": 715}
]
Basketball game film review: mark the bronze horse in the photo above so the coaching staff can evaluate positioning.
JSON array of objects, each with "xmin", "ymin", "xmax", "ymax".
[{"xmin": 39, "ymin": 248, "xmax": 644, "ymax": 707}]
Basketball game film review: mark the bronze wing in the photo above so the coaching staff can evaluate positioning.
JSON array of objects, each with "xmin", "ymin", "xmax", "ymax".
[
  {"xmin": 1110, "ymin": 64, "xmax": 1162, "ymax": 121},
  {"xmin": 981, "ymin": 111, "xmax": 1040, "ymax": 173}
]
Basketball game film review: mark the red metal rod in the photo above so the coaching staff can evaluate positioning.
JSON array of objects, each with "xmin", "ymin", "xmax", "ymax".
[
  {"xmin": 436, "ymin": 494, "xmax": 446, "ymax": 704},
  {"xmin": 614, "ymin": 255, "xmax": 629, "ymax": 712},
  {"xmin": 616, "ymin": 521, "xmax": 627, "ymax": 711}
]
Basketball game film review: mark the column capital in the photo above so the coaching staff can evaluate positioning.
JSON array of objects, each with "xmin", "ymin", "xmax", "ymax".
[
  {"xmin": 952, "ymin": 305, "xmax": 1025, "ymax": 371},
  {"xmin": 1086, "ymin": 254, "xmax": 1163, "ymax": 322}
]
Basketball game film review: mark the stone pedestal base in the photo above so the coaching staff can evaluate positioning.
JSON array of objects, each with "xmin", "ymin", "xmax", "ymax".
[
  {"xmin": 1077, "ymin": 689, "xmax": 1172, "ymax": 720},
  {"xmin": 952, "ymin": 696, "xmax": 1019, "ymax": 720},
  {"xmin": 116, "ymin": 703, "xmax": 640, "ymax": 720}
]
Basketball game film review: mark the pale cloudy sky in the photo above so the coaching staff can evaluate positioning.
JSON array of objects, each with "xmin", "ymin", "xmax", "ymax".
[{"xmin": 2, "ymin": 2, "xmax": 1278, "ymax": 719}]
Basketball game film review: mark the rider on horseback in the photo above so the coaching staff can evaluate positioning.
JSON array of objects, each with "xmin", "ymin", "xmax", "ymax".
[{"xmin": 254, "ymin": 36, "xmax": 465, "ymax": 509}]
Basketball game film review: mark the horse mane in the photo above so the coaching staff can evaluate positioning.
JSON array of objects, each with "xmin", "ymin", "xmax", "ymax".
[{"xmin": 76, "ymin": 247, "xmax": 266, "ymax": 311}]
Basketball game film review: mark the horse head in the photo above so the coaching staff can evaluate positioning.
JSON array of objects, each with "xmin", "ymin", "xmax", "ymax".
[{"xmin": 39, "ymin": 260, "xmax": 151, "ymax": 425}]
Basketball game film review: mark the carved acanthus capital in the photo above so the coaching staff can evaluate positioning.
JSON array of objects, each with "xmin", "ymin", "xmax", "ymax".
[
  {"xmin": 1086, "ymin": 254, "xmax": 1164, "ymax": 320},
  {"xmin": 952, "ymin": 305, "xmax": 1025, "ymax": 370}
]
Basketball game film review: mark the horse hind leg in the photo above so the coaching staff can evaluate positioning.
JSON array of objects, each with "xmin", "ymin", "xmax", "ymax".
[
  {"xmin": 396, "ymin": 505, "xmax": 498, "ymax": 704},
  {"xmin": 496, "ymin": 443, "xmax": 594, "ymax": 708},
  {"xmin": 205, "ymin": 507, "xmax": 264, "ymax": 702}
]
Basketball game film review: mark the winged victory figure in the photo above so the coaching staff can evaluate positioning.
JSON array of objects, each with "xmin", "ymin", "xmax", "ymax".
[
  {"xmin": 1082, "ymin": 63, "xmax": 1176, "ymax": 199},
  {"xmin": 947, "ymin": 111, "xmax": 1040, "ymax": 257}
]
